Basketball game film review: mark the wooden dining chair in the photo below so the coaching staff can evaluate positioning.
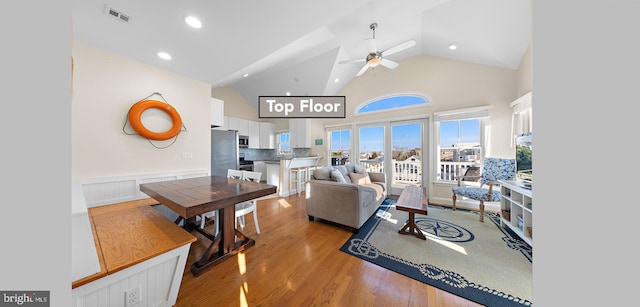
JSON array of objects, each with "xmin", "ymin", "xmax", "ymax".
[
  {"xmin": 236, "ymin": 170, "xmax": 263, "ymax": 234},
  {"xmin": 199, "ymin": 169, "xmax": 245, "ymax": 232},
  {"xmin": 227, "ymin": 169, "xmax": 243, "ymax": 180},
  {"xmin": 200, "ymin": 170, "xmax": 265, "ymax": 235}
]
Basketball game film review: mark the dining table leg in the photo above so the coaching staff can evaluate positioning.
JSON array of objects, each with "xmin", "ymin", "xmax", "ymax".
[{"xmin": 190, "ymin": 205, "xmax": 256, "ymax": 276}]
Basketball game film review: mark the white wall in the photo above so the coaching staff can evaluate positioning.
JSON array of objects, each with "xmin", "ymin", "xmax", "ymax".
[
  {"xmin": 517, "ymin": 42, "xmax": 533, "ymax": 97},
  {"xmin": 72, "ymin": 42, "xmax": 211, "ymax": 179}
]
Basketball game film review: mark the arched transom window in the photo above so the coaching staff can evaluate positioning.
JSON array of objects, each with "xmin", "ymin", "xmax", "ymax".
[{"xmin": 356, "ymin": 94, "xmax": 429, "ymax": 115}]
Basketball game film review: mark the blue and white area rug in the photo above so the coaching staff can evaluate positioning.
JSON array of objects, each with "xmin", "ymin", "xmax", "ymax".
[{"xmin": 340, "ymin": 199, "xmax": 533, "ymax": 307}]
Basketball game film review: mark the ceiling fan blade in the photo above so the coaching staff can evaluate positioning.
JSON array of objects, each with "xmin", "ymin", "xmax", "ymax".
[
  {"xmin": 380, "ymin": 58, "xmax": 399, "ymax": 70},
  {"xmin": 339, "ymin": 58, "xmax": 366, "ymax": 64},
  {"xmin": 364, "ymin": 38, "xmax": 377, "ymax": 53},
  {"xmin": 355, "ymin": 63, "xmax": 370, "ymax": 77},
  {"xmin": 381, "ymin": 39, "xmax": 416, "ymax": 57}
]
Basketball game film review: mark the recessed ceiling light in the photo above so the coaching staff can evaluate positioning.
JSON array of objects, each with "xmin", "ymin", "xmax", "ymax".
[
  {"xmin": 286, "ymin": 92, "xmax": 291, "ymax": 96},
  {"xmin": 334, "ymin": 78, "xmax": 340, "ymax": 83},
  {"xmin": 184, "ymin": 16, "xmax": 202, "ymax": 29},
  {"xmin": 449, "ymin": 44, "xmax": 457, "ymax": 50},
  {"xmin": 242, "ymin": 73, "xmax": 249, "ymax": 78},
  {"xmin": 157, "ymin": 52, "xmax": 172, "ymax": 60}
]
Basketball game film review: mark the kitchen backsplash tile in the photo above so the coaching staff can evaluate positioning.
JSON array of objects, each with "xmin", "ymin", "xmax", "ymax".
[
  {"xmin": 240, "ymin": 147, "xmax": 311, "ymax": 160},
  {"xmin": 241, "ymin": 148, "xmax": 277, "ymax": 161},
  {"xmin": 292, "ymin": 148, "xmax": 311, "ymax": 157}
]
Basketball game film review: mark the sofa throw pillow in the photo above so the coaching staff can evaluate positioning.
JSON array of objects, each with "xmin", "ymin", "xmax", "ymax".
[
  {"xmin": 330, "ymin": 169, "xmax": 348, "ymax": 183},
  {"xmin": 344, "ymin": 163, "xmax": 356, "ymax": 174},
  {"xmin": 354, "ymin": 164, "xmax": 367, "ymax": 174},
  {"xmin": 313, "ymin": 166, "xmax": 333, "ymax": 180},
  {"xmin": 349, "ymin": 172, "xmax": 371, "ymax": 185},
  {"xmin": 334, "ymin": 165, "xmax": 352, "ymax": 183}
]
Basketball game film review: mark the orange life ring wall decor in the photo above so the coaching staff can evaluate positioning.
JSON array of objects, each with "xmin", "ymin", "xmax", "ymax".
[{"xmin": 127, "ymin": 99, "xmax": 183, "ymax": 141}]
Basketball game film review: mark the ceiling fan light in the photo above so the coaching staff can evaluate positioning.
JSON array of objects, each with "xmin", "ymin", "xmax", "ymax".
[
  {"xmin": 368, "ymin": 58, "xmax": 381, "ymax": 67},
  {"xmin": 184, "ymin": 16, "xmax": 202, "ymax": 29},
  {"xmin": 157, "ymin": 52, "xmax": 172, "ymax": 60},
  {"xmin": 366, "ymin": 53, "xmax": 382, "ymax": 67}
]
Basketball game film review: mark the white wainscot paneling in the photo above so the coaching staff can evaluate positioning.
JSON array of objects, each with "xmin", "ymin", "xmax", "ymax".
[
  {"xmin": 77, "ymin": 170, "xmax": 209, "ymax": 208},
  {"xmin": 72, "ymin": 244, "xmax": 191, "ymax": 307}
]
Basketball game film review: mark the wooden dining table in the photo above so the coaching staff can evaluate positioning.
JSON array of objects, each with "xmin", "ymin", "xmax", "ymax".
[{"xmin": 139, "ymin": 176, "xmax": 277, "ymax": 276}]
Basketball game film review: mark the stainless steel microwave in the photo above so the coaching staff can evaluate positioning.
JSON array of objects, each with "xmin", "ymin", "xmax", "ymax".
[{"xmin": 239, "ymin": 135, "xmax": 249, "ymax": 147}]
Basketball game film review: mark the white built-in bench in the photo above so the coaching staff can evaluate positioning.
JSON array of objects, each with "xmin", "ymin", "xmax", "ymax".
[{"xmin": 71, "ymin": 170, "xmax": 207, "ymax": 307}]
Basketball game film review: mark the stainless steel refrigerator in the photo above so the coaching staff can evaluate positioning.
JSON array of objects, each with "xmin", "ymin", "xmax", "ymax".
[{"xmin": 211, "ymin": 129, "xmax": 239, "ymax": 177}]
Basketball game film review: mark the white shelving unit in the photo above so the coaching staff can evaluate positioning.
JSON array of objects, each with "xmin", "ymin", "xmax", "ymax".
[{"xmin": 499, "ymin": 180, "xmax": 533, "ymax": 246}]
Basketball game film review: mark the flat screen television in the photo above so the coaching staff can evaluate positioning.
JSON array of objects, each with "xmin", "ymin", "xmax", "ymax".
[{"xmin": 515, "ymin": 132, "xmax": 533, "ymax": 189}]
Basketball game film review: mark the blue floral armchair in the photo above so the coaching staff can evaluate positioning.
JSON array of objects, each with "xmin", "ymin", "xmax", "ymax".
[{"xmin": 452, "ymin": 158, "xmax": 516, "ymax": 222}]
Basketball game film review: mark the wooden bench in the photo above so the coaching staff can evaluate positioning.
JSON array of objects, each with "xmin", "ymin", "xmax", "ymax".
[{"xmin": 396, "ymin": 186, "xmax": 429, "ymax": 240}]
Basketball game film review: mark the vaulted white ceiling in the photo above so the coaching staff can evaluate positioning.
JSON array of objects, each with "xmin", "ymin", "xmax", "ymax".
[{"xmin": 72, "ymin": 0, "xmax": 531, "ymax": 107}]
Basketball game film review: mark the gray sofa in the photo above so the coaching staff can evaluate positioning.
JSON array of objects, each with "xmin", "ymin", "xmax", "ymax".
[{"xmin": 305, "ymin": 164, "xmax": 387, "ymax": 233}]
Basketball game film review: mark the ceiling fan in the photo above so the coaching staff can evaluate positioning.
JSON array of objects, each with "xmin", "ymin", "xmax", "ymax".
[{"xmin": 340, "ymin": 22, "xmax": 416, "ymax": 76}]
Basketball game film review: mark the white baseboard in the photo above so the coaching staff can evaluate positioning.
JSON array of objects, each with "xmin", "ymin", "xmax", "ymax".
[{"xmin": 429, "ymin": 196, "xmax": 500, "ymax": 213}]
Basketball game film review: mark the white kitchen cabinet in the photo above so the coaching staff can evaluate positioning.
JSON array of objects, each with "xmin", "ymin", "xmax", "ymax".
[
  {"xmin": 228, "ymin": 117, "xmax": 249, "ymax": 136},
  {"xmin": 212, "ymin": 115, "xmax": 229, "ymax": 131},
  {"xmin": 289, "ymin": 118, "xmax": 311, "ymax": 148},
  {"xmin": 210, "ymin": 98, "xmax": 225, "ymax": 128},
  {"xmin": 248, "ymin": 120, "xmax": 260, "ymax": 148},
  {"xmin": 259, "ymin": 122, "xmax": 275, "ymax": 149}
]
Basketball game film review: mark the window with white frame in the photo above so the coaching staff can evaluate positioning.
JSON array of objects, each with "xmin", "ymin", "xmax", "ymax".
[
  {"xmin": 276, "ymin": 132, "xmax": 291, "ymax": 155},
  {"xmin": 328, "ymin": 127, "xmax": 351, "ymax": 165},
  {"xmin": 510, "ymin": 92, "xmax": 532, "ymax": 146},
  {"xmin": 434, "ymin": 107, "xmax": 489, "ymax": 182}
]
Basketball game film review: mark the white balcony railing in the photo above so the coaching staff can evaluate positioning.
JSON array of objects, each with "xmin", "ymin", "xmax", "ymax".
[
  {"xmin": 359, "ymin": 159, "xmax": 384, "ymax": 173},
  {"xmin": 358, "ymin": 160, "xmax": 478, "ymax": 184},
  {"xmin": 439, "ymin": 161, "xmax": 479, "ymax": 182},
  {"xmin": 393, "ymin": 160, "xmax": 421, "ymax": 184},
  {"xmin": 359, "ymin": 159, "xmax": 422, "ymax": 184}
]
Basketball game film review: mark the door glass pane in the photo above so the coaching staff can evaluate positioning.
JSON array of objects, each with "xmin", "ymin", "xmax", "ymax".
[
  {"xmin": 358, "ymin": 126, "xmax": 384, "ymax": 172},
  {"xmin": 392, "ymin": 122, "xmax": 422, "ymax": 188},
  {"xmin": 330, "ymin": 129, "xmax": 351, "ymax": 165}
]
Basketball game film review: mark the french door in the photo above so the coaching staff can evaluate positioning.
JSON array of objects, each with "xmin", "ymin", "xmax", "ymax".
[
  {"xmin": 357, "ymin": 125, "xmax": 385, "ymax": 173},
  {"xmin": 355, "ymin": 118, "xmax": 428, "ymax": 196},
  {"xmin": 391, "ymin": 120, "xmax": 423, "ymax": 194}
]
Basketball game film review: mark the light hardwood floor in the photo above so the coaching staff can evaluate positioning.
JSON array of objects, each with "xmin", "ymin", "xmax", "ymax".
[{"xmin": 175, "ymin": 193, "xmax": 483, "ymax": 307}]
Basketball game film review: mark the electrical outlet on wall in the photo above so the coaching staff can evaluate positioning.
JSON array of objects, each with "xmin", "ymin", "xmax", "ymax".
[{"xmin": 125, "ymin": 285, "xmax": 141, "ymax": 307}]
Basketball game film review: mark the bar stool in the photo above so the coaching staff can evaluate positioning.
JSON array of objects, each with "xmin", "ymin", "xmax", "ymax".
[
  {"xmin": 307, "ymin": 165, "xmax": 318, "ymax": 181},
  {"xmin": 289, "ymin": 166, "xmax": 309, "ymax": 196}
]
